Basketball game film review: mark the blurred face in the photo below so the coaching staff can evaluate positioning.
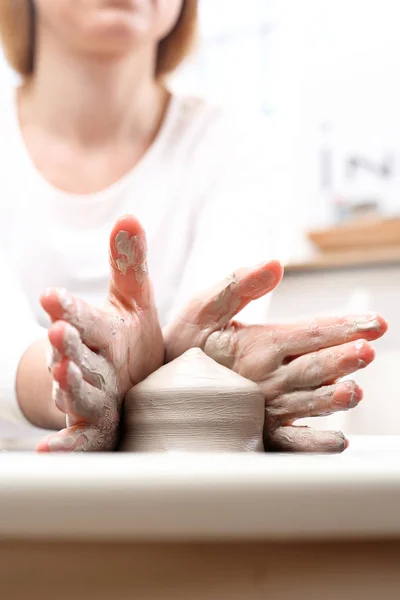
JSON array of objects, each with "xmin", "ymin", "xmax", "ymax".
[{"xmin": 34, "ymin": 0, "xmax": 184, "ymax": 58}]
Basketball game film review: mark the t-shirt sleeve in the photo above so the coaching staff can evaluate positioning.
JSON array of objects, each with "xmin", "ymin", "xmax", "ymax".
[
  {"xmin": 168, "ymin": 112, "xmax": 294, "ymax": 325},
  {"xmin": 0, "ymin": 248, "xmax": 46, "ymax": 428}
]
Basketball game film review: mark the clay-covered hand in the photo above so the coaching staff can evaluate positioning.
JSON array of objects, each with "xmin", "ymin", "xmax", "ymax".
[
  {"xmin": 164, "ymin": 262, "xmax": 388, "ymax": 453},
  {"xmin": 37, "ymin": 216, "xmax": 164, "ymax": 452}
]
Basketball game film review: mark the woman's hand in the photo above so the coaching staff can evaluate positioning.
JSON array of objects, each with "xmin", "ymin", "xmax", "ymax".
[
  {"xmin": 37, "ymin": 216, "xmax": 164, "ymax": 452},
  {"xmin": 164, "ymin": 262, "xmax": 388, "ymax": 452}
]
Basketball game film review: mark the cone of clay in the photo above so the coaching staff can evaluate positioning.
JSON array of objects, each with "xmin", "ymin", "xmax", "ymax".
[{"xmin": 119, "ymin": 348, "xmax": 265, "ymax": 452}]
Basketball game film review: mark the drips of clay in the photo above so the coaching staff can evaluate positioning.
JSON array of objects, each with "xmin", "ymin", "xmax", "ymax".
[{"xmin": 119, "ymin": 348, "xmax": 265, "ymax": 452}]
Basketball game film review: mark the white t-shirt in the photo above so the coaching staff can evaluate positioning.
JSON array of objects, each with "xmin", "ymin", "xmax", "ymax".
[{"xmin": 0, "ymin": 85, "xmax": 290, "ymax": 435}]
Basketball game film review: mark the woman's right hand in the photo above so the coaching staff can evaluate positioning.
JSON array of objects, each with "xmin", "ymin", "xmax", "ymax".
[{"xmin": 37, "ymin": 216, "xmax": 164, "ymax": 452}]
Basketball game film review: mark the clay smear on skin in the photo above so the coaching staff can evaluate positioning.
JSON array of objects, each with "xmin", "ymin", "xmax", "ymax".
[
  {"xmin": 56, "ymin": 287, "xmax": 90, "ymax": 339},
  {"xmin": 46, "ymin": 343, "xmax": 61, "ymax": 372},
  {"xmin": 353, "ymin": 315, "xmax": 382, "ymax": 333},
  {"xmin": 55, "ymin": 287, "xmax": 113, "ymax": 349},
  {"xmin": 48, "ymin": 356, "xmax": 119, "ymax": 451},
  {"xmin": 48, "ymin": 426, "xmax": 99, "ymax": 452},
  {"xmin": 51, "ymin": 290, "xmax": 121, "ymax": 393},
  {"xmin": 265, "ymin": 379, "xmax": 361, "ymax": 427},
  {"xmin": 207, "ymin": 275, "xmax": 241, "ymax": 324},
  {"xmin": 199, "ymin": 268, "xmax": 273, "ymax": 330},
  {"xmin": 269, "ymin": 426, "xmax": 346, "ymax": 453},
  {"xmin": 47, "ymin": 319, "xmax": 120, "ymax": 450},
  {"xmin": 62, "ymin": 326, "xmax": 119, "ymax": 417},
  {"xmin": 120, "ymin": 348, "xmax": 265, "ymax": 453},
  {"xmin": 115, "ymin": 230, "xmax": 148, "ymax": 282},
  {"xmin": 66, "ymin": 360, "xmax": 98, "ymax": 419},
  {"xmin": 281, "ymin": 315, "xmax": 382, "ymax": 360},
  {"xmin": 62, "ymin": 323, "xmax": 116, "ymax": 393}
]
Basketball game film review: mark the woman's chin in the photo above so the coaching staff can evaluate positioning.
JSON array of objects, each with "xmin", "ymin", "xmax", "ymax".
[
  {"xmin": 95, "ymin": 6, "xmax": 149, "ymax": 36},
  {"xmin": 84, "ymin": 11, "xmax": 150, "ymax": 51}
]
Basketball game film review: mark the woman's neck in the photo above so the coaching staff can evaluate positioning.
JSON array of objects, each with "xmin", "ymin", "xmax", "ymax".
[{"xmin": 19, "ymin": 35, "xmax": 168, "ymax": 148}]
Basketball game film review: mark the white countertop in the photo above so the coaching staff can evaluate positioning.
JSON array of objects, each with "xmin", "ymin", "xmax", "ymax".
[{"xmin": 1, "ymin": 436, "xmax": 400, "ymax": 542}]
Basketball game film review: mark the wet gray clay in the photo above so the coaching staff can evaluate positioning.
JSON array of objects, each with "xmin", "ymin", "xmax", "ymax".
[{"xmin": 119, "ymin": 348, "xmax": 265, "ymax": 452}]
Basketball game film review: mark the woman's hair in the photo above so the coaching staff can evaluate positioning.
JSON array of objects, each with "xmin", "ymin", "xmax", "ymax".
[{"xmin": 0, "ymin": 0, "xmax": 198, "ymax": 77}]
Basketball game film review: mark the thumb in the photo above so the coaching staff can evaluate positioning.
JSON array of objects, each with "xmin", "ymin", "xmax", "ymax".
[
  {"xmin": 165, "ymin": 260, "xmax": 283, "ymax": 359},
  {"xmin": 108, "ymin": 215, "xmax": 155, "ymax": 312}
]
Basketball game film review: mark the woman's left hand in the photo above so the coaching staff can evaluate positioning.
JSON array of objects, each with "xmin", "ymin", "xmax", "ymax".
[{"xmin": 164, "ymin": 261, "xmax": 388, "ymax": 453}]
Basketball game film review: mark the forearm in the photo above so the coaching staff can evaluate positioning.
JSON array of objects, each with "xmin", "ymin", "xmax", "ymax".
[{"xmin": 16, "ymin": 339, "xmax": 65, "ymax": 430}]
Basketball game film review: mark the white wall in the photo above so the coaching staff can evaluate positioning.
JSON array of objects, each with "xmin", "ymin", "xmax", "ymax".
[
  {"xmin": 3, "ymin": 0, "xmax": 400, "ymax": 257},
  {"xmin": 173, "ymin": 0, "xmax": 400, "ymax": 259},
  {"xmin": 171, "ymin": 0, "xmax": 278, "ymax": 111},
  {"xmin": 275, "ymin": 0, "xmax": 400, "ymax": 237}
]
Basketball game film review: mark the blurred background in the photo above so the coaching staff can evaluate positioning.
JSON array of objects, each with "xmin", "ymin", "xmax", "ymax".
[
  {"xmin": 1, "ymin": 0, "xmax": 399, "ymax": 436},
  {"xmin": 175, "ymin": 0, "xmax": 400, "ymax": 436},
  {"xmin": 175, "ymin": 0, "xmax": 400, "ymax": 242}
]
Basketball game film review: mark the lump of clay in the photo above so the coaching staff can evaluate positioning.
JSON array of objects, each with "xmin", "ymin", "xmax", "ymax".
[{"xmin": 119, "ymin": 348, "xmax": 265, "ymax": 453}]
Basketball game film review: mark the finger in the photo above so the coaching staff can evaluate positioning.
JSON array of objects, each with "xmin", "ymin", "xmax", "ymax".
[
  {"xmin": 267, "ymin": 339, "xmax": 374, "ymax": 395},
  {"xmin": 194, "ymin": 261, "xmax": 283, "ymax": 330},
  {"xmin": 164, "ymin": 260, "xmax": 283, "ymax": 362},
  {"xmin": 40, "ymin": 288, "xmax": 115, "ymax": 350},
  {"xmin": 52, "ymin": 359, "xmax": 106, "ymax": 423},
  {"xmin": 52, "ymin": 382, "xmax": 68, "ymax": 414},
  {"xmin": 195, "ymin": 264, "xmax": 282, "ymax": 329},
  {"xmin": 265, "ymin": 380, "xmax": 363, "ymax": 428},
  {"xmin": 46, "ymin": 342, "xmax": 61, "ymax": 373},
  {"xmin": 266, "ymin": 425, "xmax": 348, "ymax": 453},
  {"xmin": 48, "ymin": 321, "xmax": 116, "ymax": 391},
  {"xmin": 279, "ymin": 313, "xmax": 387, "ymax": 359},
  {"xmin": 109, "ymin": 214, "xmax": 154, "ymax": 311},
  {"xmin": 36, "ymin": 424, "xmax": 116, "ymax": 452}
]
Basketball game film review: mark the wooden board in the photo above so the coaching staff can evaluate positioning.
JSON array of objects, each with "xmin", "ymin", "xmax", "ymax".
[
  {"xmin": 285, "ymin": 245, "xmax": 400, "ymax": 273},
  {"xmin": 307, "ymin": 217, "xmax": 400, "ymax": 252},
  {"xmin": 1, "ymin": 539, "xmax": 400, "ymax": 599}
]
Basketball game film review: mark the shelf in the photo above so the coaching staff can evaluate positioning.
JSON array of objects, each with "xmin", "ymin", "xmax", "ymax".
[{"xmin": 285, "ymin": 245, "xmax": 400, "ymax": 274}]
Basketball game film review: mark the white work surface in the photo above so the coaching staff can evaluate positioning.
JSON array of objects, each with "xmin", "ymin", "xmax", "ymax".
[
  {"xmin": 1, "ymin": 435, "xmax": 399, "ymax": 541},
  {"xmin": 2, "ymin": 436, "xmax": 400, "ymax": 600}
]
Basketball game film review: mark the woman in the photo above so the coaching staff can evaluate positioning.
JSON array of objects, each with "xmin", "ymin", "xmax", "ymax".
[{"xmin": 0, "ymin": 0, "xmax": 387, "ymax": 451}]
